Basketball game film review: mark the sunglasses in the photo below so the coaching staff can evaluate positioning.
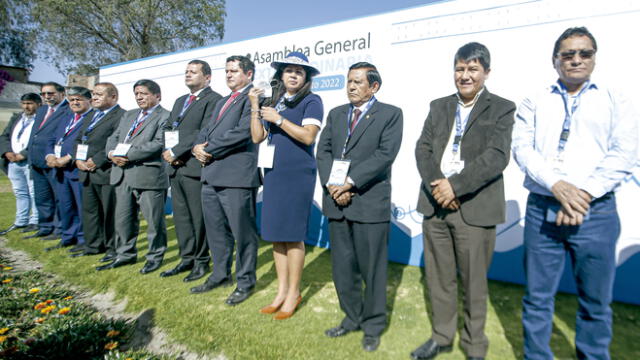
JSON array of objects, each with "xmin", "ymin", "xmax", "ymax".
[{"xmin": 558, "ymin": 49, "xmax": 596, "ymax": 61}]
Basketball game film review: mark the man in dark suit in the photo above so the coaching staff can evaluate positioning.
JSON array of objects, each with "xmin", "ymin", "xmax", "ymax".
[
  {"xmin": 98, "ymin": 79, "xmax": 170, "ymax": 274},
  {"xmin": 44, "ymin": 87, "xmax": 94, "ymax": 252},
  {"xmin": 0, "ymin": 93, "xmax": 41, "ymax": 235},
  {"xmin": 26, "ymin": 82, "xmax": 71, "ymax": 239},
  {"xmin": 191, "ymin": 55, "xmax": 261, "ymax": 306},
  {"xmin": 71, "ymin": 82, "xmax": 125, "ymax": 260},
  {"xmin": 317, "ymin": 62, "xmax": 403, "ymax": 352},
  {"xmin": 160, "ymin": 59, "xmax": 222, "ymax": 282},
  {"xmin": 412, "ymin": 43, "xmax": 515, "ymax": 360}
]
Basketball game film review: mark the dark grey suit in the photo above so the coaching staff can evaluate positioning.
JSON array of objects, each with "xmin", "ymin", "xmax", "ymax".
[
  {"xmin": 106, "ymin": 106, "xmax": 170, "ymax": 263},
  {"xmin": 74, "ymin": 105, "xmax": 125, "ymax": 255},
  {"xmin": 165, "ymin": 87, "xmax": 222, "ymax": 267},
  {"xmin": 415, "ymin": 89, "xmax": 514, "ymax": 357},
  {"xmin": 317, "ymin": 100, "xmax": 403, "ymax": 337},
  {"xmin": 196, "ymin": 87, "xmax": 260, "ymax": 289}
]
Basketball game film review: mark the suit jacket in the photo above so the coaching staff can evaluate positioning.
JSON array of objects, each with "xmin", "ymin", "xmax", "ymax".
[
  {"xmin": 50, "ymin": 109, "xmax": 94, "ymax": 180},
  {"xmin": 75, "ymin": 105, "xmax": 126, "ymax": 185},
  {"xmin": 165, "ymin": 87, "xmax": 222, "ymax": 178},
  {"xmin": 106, "ymin": 106, "xmax": 170, "ymax": 190},
  {"xmin": 415, "ymin": 89, "xmax": 515, "ymax": 227},
  {"xmin": 196, "ymin": 86, "xmax": 260, "ymax": 188},
  {"xmin": 28, "ymin": 100, "xmax": 72, "ymax": 169},
  {"xmin": 0, "ymin": 112, "xmax": 28, "ymax": 174},
  {"xmin": 317, "ymin": 101, "xmax": 403, "ymax": 223}
]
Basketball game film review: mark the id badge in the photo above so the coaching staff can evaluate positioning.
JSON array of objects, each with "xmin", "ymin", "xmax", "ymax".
[
  {"xmin": 54, "ymin": 145, "xmax": 62, "ymax": 158},
  {"xmin": 165, "ymin": 130, "xmax": 179, "ymax": 149},
  {"xmin": 76, "ymin": 144, "xmax": 89, "ymax": 161},
  {"xmin": 328, "ymin": 159, "xmax": 351, "ymax": 186},
  {"xmin": 449, "ymin": 160, "xmax": 465, "ymax": 175},
  {"xmin": 112, "ymin": 143, "xmax": 132, "ymax": 157},
  {"xmin": 257, "ymin": 141, "xmax": 275, "ymax": 168}
]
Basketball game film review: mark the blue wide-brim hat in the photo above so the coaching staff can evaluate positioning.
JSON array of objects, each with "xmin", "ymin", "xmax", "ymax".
[{"xmin": 271, "ymin": 51, "xmax": 320, "ymax": 77}]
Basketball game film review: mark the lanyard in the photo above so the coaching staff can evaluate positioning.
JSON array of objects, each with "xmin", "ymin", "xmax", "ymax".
[
  {"xmin": 17, "ymin": 116, "xmax": 34, "ymax": 139},
  {"xmin": 57, "ymin": 112, "xmax": 88, "ymax": 145},
  {"xmin": 175, "ymin": 94, "xmax": 197, "ymax": 127},
  {"xmin": 556, "ymin": 80, "xmax": 591, "ymax": 154},
  {"xmin": 125, "ymin": 110, "xmax": 151, "ymax": 143},
  {"xmin": 452, "ymin": 105, "xmax": 472, "ymax": 154},
  {"xmin": 81, "ymin": 110, "xmax": 106, "ymax": 142},
  {"xmin": 340, "ymin": 96, "xmax": 377, "ymax": 159}
]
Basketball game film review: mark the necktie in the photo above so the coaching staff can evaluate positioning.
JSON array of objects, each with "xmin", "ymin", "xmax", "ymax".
[
  {"xmin": 17, "ymin": 116, "xmax": 33, "ymax": 139},
  {"xmin": 39, "ymin": 107, "xmax": 55, "ymax": 129},
  {"xmin": 216, "ymin": 92, "xmax": 240, "ymax": 121},
  {"xmin": 180, "ymin": 95, "xmax": 197, "ymax": 117},
  {"xmin": 350, "ymin": 109, "xmax": 362, "ymax": 132},
  {"xmin": 131, "ymin": 111, "xmax": 148, "ymax": 136},
  {"xmin": 187, "ymin": 94, "xmax": 196, "ymax": 106}
]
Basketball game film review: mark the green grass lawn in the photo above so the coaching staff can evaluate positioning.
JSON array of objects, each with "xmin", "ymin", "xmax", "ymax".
[{"xmin": 1, "ymin": 174, "xmax": 638, "ymax": 359}]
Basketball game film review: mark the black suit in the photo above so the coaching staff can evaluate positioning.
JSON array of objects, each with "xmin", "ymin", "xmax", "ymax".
[
  {"xmin": 414, "ymin": 89, "xmax": 514, "ymax": 357},
  {"xmin": 196, "ymin": 86, "xmax": 261, "ymax": 290},
  {"xmin": 0, "ymin": 113, "xmax": 28, "ymax": 174},
  {"xmin": 164, "ymin": 87, "xmax": 222, "ymax": 267},
  {"xmin": 74, "ymin": 105, "xmax": 125, "ymax": 254},
  {"xmin": 317, "ymin": 100, "xmax": 403, "ymax": 337}
]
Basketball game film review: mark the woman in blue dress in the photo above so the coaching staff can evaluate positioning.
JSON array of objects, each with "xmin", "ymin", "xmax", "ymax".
[{"xmin": 249, "ymin": 52, "xmax": 323, "ymax": 320}]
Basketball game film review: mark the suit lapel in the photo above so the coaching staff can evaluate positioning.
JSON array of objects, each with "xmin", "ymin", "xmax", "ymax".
[
  {"xmin": 209, "ymin": 86, "xmax": 251, "ymax": 134},
  {"xmin": 345, "ymin": 102, "xmax": 378, "ymax": 154},
  {"xmin": 445, "ymin": 96, "xmax": 457, "ymax": 137},
  {"xmin": 130, "ymin": 109, "xmax": 157, "ymax": 140},
  {"xmin": 182, "ymin": 87, "xmax": 212, "ymax": 120},
  {"xmin": 464, "ymin": 89, "xmax": 490, "ymax": 133}
]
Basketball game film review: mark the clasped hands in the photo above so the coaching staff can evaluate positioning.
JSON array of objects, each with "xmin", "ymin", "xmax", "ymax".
[
  {"xmin": 550, "ymin": 180, "xmax": 592, "ymax": 226},
  {"xmin": 107, "ymin": 152, "xmax": 129, "ymax": 167},
  {"xmin": 45, "ymin": 154, "xmax": 72, "ymax": 168},
  {"xmin": 3, "ymin": 152, "xmax": 25, "ymax": 163},
  {"xmin": 431, "ymin": 178, "xmax": 460, "ymax": 210},
  {"xmin": 162, "ymin": 150, "xmax": 183, "ymax": 166},
  {"xmin": 328, "ymin": 182, "xmax": 354, "ymax": 207},
  {"xmin": 75, "ymin": 158, "xmax": 97, "ymax": 172},
  {"xmin": 192, "ymin": 142, "xmax": 212, "ymax": 165}
]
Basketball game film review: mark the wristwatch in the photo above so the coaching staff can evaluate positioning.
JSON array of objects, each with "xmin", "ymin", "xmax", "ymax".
[{"xmin": 275, "ymin": 116, "xmax": 284, "ymax": 127}]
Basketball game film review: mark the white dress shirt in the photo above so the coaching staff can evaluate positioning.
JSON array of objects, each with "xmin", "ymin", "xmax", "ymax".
[
  {"xmin": 512, "ymin": 79, "xmax": 638, "ymax": 198},
  {"xmin": 11, "ymin": 113, "xmax": 36, "ymax": 154}
]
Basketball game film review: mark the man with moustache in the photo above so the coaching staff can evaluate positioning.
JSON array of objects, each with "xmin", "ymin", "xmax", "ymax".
[
  {"xmin": 317, "ymin": 62, "xmax": 403, "ymax": 352},
  {"xmin": 43, "ymin": 87, "xmax": 94, "ymax": 252},
  {"xmin": 190, "ymin": 55, "xmax": 261, "ymax": 306},
  {"xmin": 160, "ymin": 60, "xmax": 222, "ymax": 282},
  {"xmin": 99, "ymin": 79, "xmax": 170, "ymax": 274},
  {"xmin": 26, "ymin": 82, "xmax": 71, "ymax": 239},
  {"xmin": 512, "ymin": 27, "xmax": 638, "ymax": 360},
  {"xmin": 0, "ymin": 93, "xmax": 42, "ymax": 235},
  {"xmin": 71, "ymin": 83, "xmax": 125, "ymax": 260},
  {"xmin": 412, "ymin": 42, "xmax": 515, "ymax": 360}
]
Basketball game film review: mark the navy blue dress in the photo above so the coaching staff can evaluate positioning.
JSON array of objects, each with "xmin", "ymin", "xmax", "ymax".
[{"xmin": 261, "ymin": 93, "xmax": 324, "ymax": 242}]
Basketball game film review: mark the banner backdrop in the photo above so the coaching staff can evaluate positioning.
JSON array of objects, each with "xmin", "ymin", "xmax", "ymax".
[{"xmin": 101, "ymin": 0, "xmax": 640, "ymax": 304}]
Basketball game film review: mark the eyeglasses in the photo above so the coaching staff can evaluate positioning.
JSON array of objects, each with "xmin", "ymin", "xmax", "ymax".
[
  {"xmin": 558, "ymin": 49, "xmax": 596, "ymax": 61},
  {"xmin": 40, "ymin": 92, "xmax": 57, "ymax": 96}
]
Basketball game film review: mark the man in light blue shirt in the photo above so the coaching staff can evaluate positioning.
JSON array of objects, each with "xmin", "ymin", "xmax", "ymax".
[{"xmin": 512, "ymin": 27, "xmax": 638, "ymax": 360}]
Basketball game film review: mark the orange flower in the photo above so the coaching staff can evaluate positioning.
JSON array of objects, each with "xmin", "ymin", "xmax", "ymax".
[
  {"xmin": 29, "ymin": 288, "xmax": 40, "ymax": 294},
  {"xmin": 0, "ymin": 335, "xmax": 7, "ymax": 343},
  {"xmin": 58, "ymin": 307, "xmax": 71, "ymax": 315},
  {"xmin": 2, "ymin": 278, "xmax": 12, "ymax": 283},
  {"xmin": 40, "ymin": 305, "xmax": 56, "ymax": 314},
  {"xmin": 104, "ymin": 341, "xmax": 118, "ymax": 350},
  {"xmin": 106, "ymin": 330, "xmax": 120, "ymax": 338},
  {"xmin": 45, "ymin": 299, "xmax": 54, "ymax": 304},
  {"xmin": 35, "ymin": 317, "xmax": 45, "ymax": 324},
  {"xmin": 34, "ymin": 302, "xmax": 47, "ymax": 310},
  {"xmin": 63, "ymin": 296, "xmax": 73, "ymax": 300},
  {"xmin": 0, "ymin": 328, "xmax": 8, "ymax": 335}
]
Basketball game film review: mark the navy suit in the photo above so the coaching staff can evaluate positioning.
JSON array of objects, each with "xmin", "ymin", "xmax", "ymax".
[
  {"xmin": 52, "ymin": 110, "xmax": 93, "ymax": 245},
  {"xmin": 28, "ymin": 100, "xmax": 72, "ymax": 233}
]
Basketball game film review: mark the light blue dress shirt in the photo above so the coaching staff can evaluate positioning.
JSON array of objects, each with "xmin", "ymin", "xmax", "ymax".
[{"xmin": 512, "ymin": 79, "xmax": 638, "ymax": 198}]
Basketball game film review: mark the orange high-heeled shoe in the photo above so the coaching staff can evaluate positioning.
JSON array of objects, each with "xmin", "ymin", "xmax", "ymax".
[
  {"xmin": 273, "ymin": 295, "xmax": 302, "ymax": 320},
  {"xmin": 259, "ymin": 302, "xmax": 283, "ymax": 314}
]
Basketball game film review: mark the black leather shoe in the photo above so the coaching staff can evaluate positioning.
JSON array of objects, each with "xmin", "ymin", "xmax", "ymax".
[
  {"xmin": 70, "ymin": 252, "xmax": 94, "ymax": 258},
  {"xmin": 410, "ymin": 338, "xmax": 453, "ymax": 360},
  {"xmin": 140, "ymin": 261, "xmax": 162, "ymax": 274},
  {"xmin": 23, "ymin": 230, "xmax": 52, "ymax": 239},
  {"xmin": 99, "ymin": 254, "xmax": 116, "ymax": 263},
  {"xmin": 159, "ymin": 262, "xmax": 192, "ymax": 277},
  {"xmin": 20, "ymin": 224, "xmax": 39, "ymax": 233},
  {"xmin": 190, "ymin": 278, "xmax": 232, "ymax": 294},
  {"xmin": 325, "ymin": 325, "xmax": 354, "ymax": 338},
  {"xmin": 0, "ymin": 224, "xmax": 25, "ymax": 235},
  {"xmin": 183, "ymin": 265, "xmax": 209, "ymax": 282},
  {"xmin": 225, "ymin": 287, "xmax": 254, "ymax": 306},
  {"xmin": 69, "ymin": 245, "xmax": 85, "ymax": 253},
  {"xmin": 96, "ymin": 258, "xmax": 136, "ymax": 271},
  {"xmin": 44, "ymin": 243, "xmax": 73, "ymax": 252},
  {"xmin": 41, "ymin": 233, "xmax": 61, "ymax": 241},
  {"xmin": 362, "ymin": 335, "xmax": 380, "ymax": 352}
]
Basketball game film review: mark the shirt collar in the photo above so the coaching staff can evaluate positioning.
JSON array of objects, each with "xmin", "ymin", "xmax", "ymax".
[
  {"xmin": 190, "ymin": 87, "xmax": 205, "ymax": 97},
  {"xmin": 232, "ymin": 84, "xmax": 250, "ymax": 95},
  {"xmin": 551, "ymin": 79, "xmax": 598, "ymax": 95},
  {"xmin": 456, "ymin": 87, "xmax": 484, "ymax": 108},
  {"xmin": 95, "ymin": 104, "xmax": 118, "ymax": 115},
  {"xmin": 141, "ymin": 104, "xmax": 160, "ymax": 115}
]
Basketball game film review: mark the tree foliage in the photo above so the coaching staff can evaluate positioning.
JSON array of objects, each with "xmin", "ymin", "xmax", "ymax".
[
  {"xmin": 0, "ymin": 0, "xmax": 37, "ymax": 70},
  {"xmin": 31, "ymin": 0, "xmax": 226, "ymax": 75}
]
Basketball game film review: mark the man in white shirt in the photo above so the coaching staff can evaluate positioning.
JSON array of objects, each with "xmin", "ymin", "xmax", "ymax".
[
  {"xmin": 0, "ymin": 93, "xmax": 42, "ymax": 235},
  {"xmin": 512, "ymin": 27, "xmax": 638, "ymax": 360}
]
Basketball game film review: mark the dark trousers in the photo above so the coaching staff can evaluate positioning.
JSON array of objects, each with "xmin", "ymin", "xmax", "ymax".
[
  {"xmin": 329, "ymin": 219, "xmax": 389, "ymax": 337},
  {"xmin": 31, "ymin": 165, "xmax": 58, "ymax": 233},
  {"xmin": 201, "ymin": 184, "xmax": 258, "ymax": 289},
  {"xmin": 55, "ymin": 171, "xmax": 83, "ymax": 245},
  {"xmin": 82, "ymin": 180, "xmax": 115, "ymax": 254},
  {"xmin": 170, "ymin": 173, "xmax": 208, "ymax": 266},
  {"xmin": 113, "ymin": 183, "xmax": 167, "ymax": 262},
  {"xmin": 422, "ymin": 211, "xmax": 495, "ymax": 357},
  {"xmin": 522, "ymin": 193, "xmax": 618, "ymax": 360}
]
